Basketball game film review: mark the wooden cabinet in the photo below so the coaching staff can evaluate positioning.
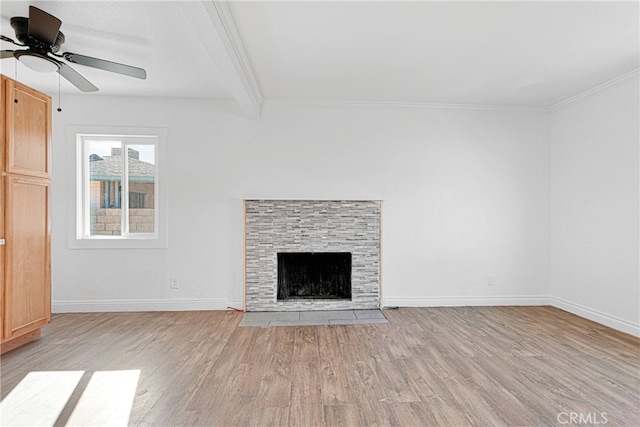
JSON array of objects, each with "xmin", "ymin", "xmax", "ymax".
[{"xmin": 0, "ymin": 75, "xmax": 51, "ymax": 354}]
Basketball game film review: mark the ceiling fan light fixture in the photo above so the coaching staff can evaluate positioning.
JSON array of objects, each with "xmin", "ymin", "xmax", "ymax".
[{"xmin": 15, "ymin": 51, "xmax": 60, "ymax": 73}]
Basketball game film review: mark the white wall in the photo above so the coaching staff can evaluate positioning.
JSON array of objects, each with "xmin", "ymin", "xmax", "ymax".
[
  {"xmin": 50, "ymin": 98, "xmax": 550, "ymax": 312},
  {"xmin": 550, "ymin": 75, "xmax": 640, "ymax": 336}
]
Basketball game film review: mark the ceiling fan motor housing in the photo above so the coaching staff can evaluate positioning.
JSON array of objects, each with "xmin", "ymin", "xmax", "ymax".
[{"xmin": 10, "ymin": 16, "xmax": 65, "ymax": 52}]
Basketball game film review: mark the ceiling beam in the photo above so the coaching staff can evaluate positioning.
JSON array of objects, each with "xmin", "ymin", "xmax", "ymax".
[{"xmin": 179, "ymin": 1, "xmax": 263, "ymax": 117}]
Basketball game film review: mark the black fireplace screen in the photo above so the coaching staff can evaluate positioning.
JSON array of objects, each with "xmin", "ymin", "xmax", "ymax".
[{"xmin": 277, "ymin": 252, "xmax": 352, "ymax": 300}]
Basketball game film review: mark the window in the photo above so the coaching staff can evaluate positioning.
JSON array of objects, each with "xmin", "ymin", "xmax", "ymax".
[{"xmin": 69, "ymin": 127, "xmax": 167, "ymax": 249}]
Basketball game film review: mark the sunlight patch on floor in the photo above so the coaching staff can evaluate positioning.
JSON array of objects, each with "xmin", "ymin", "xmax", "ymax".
[
  {"xmin": 0, "ymin": 371, "xmax": 84, "ymax": 426},
  {"xmin": 0, "ymin": 370, "xmax": 140, "ymax": 427},
  {"xmin": 67, "ymin": 370, "xmax": 140, "ymax": 427}
]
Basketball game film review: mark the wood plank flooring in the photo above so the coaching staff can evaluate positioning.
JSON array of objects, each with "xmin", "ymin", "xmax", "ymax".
[{"xmin": 1, "ymin": 306, "xmax": 638, "ymax": 426}]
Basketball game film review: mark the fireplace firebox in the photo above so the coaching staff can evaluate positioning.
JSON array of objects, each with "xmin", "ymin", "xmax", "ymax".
[{"xmin": 277, "ymin": 252, "xmax": 352, "ymax": 300}]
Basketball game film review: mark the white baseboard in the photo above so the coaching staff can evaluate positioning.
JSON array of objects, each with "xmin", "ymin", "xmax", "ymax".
[
  {"xmin": 52, "ymin": 298, "xmax": 234, "ymax": 313},
  {"xmin": 551, "ymin": 297, "xmax": 640, "ymax": 338},
  {"xmin": 382, "ymin": 294, "xmax": 639, "ymax": 337},
  {"xmin": 383, "ymin": 295, "xmax": 552, "ymax": 307},
  {"xmin": 52, "ymin": 296, "xmax": 639, "ymax": 338}
]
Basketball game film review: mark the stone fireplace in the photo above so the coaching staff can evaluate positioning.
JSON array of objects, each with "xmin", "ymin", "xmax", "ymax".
[{"xmin": 244, "ymin": 200, "xmax": 381, "ymax": 311}]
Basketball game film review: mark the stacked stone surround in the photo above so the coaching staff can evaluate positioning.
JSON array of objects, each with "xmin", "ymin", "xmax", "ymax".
[{"xmin": 245, "ymin": 200, "xmax": 381, "ymax": 312}]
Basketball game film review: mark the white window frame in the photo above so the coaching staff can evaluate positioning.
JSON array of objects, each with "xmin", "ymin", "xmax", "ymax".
[{"xmin": 68, "ymin": 126, "xmax": 168, "ymax": 249}]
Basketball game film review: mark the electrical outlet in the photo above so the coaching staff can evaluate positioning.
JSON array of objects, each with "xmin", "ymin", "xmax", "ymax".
[
  {"xmin": 487, "ymin": 276, "xmax": 494, "ymax": 286},
  {"xmin": 170, "ymin": 277, "xmax": 179, "ymax": 289}
]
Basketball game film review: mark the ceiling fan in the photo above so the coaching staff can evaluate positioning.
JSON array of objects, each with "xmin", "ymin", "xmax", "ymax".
[{"xmin": 1, "ymin": 5, "xmax": 146, "ymax": 92}]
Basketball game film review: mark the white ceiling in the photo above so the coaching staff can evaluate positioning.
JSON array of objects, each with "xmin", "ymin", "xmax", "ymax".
[{"xmin": 1, "ymin": 1, "xmax": 638, "ymax": 113}]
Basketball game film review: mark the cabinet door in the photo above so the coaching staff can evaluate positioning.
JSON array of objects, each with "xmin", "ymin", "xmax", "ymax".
[
  {"xmin": 3, "ymin": 175, "xmax": 51, "ymax": 339},
  {"xmin": 0, "ymin": 77, "xmax": 4, "ymax": 338},
  {"xmin": 4, "ymin": 78, "xmax": 51, "ymax": 179}
]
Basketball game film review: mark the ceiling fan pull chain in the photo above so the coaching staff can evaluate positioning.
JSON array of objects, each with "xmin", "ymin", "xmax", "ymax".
[
  {"xmin": 14, "ymin": 60, "xmax": 19, "ymax": 104},
  {"xmin": 57, "ymin": 72, "xmax": 62, "ymax": 112}
]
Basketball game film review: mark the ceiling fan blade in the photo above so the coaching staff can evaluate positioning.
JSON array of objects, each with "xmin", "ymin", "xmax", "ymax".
[
  {"xmin": 62, "ymin": 52, "xmax": 147, "ymax": 79},
  {"xmin": 58, "ymin": 62, "xmax": 99, "ymax": 92},
  {"xmin": 28, "ymin": 6, "xmax": 62, "ymax": 46},
  {"xmin": 1, "ymin": 50, "xmax": 15, "ymax": 59},
  {"xmin": 1, "ymin": 34, "xmax": 24, "ymax": 46}
]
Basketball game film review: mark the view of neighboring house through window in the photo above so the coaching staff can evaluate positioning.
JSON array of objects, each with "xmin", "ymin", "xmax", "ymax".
[{"xmin": 82, "ymin": 136, "xmax": 157, "ymax": 238}]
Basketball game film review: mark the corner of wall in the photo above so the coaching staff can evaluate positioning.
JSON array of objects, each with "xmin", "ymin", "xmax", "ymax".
[{"xmin": 548, "ymin": 70, "xmax": 640, "ymax": 337}]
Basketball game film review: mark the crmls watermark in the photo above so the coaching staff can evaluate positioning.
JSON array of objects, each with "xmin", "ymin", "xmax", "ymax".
[{"xmin": 557, "ymin": 412, "xmax": 608, "ymax": 425}]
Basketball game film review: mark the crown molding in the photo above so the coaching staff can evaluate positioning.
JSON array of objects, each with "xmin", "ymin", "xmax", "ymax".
[
  {"xmin": 179, "ymin": 1, "xmax": 263, "ymax": 117},
  {"xmin": 266, "ymin": 66, "xmax": 640, "ymax": 115},
  {"xmin": 550, "ymin": 68, "xmax": 640, "ymax": 112},
  {"xmin": 264, "ymin": 98, "xmax": 549, "ymax": 113}
]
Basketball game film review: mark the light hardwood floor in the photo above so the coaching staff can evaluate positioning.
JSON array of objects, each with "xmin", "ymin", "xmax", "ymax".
[{"xmin": 1, "ymin": 306, "xmax": 638, "ymax": 426}]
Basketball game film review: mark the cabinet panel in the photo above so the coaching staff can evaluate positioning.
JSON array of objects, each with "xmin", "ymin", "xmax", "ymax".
[
  {"xmin": 3, "ymin": 175, "xmax": 51, "ymax": 338},
  {"xmin": 5, "ymin": 78, "xmax": 51, "ymax": 179},
  {"xmin": 0, "ymin": 77, "xmax": 4, "ymax": 339}
]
